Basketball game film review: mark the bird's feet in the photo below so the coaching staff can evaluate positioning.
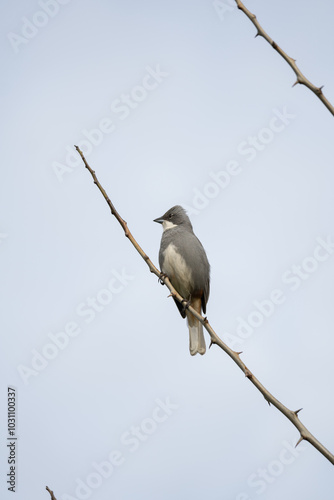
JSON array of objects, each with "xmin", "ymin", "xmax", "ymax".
[
  {"xmin": 158, "ymin": 272, "xmax": 168, "ymax": 285},
  {"xmin": 181, "ymin": 298, "xmax": 191, "ymax": 312}
]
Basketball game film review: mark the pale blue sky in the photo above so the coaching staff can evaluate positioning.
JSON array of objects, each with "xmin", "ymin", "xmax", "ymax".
[{"xmin": 1, "ymin": 1, "xmax": 334, "ymax": 499}]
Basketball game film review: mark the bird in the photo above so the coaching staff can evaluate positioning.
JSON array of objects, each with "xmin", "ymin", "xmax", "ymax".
[{"xmin": 154, "ymin": 205, "xmax": 210, "ymax": 355}]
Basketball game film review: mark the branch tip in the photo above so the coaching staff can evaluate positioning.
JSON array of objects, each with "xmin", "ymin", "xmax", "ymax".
[
  {"xmin": 46, "ymin": 486, "xmax": 57, "ymax": 500},
  {"xmin": 235, "ymin": 0, "xmax": 334, "ymax": 115}
]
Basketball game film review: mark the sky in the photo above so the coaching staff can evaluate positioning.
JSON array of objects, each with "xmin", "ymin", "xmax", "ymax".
[{"xmin": 1, "ymin": 1, "xmax": 334, "ymax": 499}]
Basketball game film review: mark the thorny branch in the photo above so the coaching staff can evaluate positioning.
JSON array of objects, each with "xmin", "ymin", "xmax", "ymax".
[
  {"xmin": 75, "ymin": 145, "xmax": 334, "ymax": 466},
  {"xmin": 235, "ymin": 0, "xmax": 334, "ymax": 116}
]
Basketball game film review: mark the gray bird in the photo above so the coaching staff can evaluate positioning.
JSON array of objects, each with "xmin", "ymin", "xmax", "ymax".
[{"xmin": 154, "ymin": 206, "xmax": 210, "ymax": 355}]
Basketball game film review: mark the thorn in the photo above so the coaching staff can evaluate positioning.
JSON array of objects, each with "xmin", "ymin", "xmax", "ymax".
[
  {"xmin": 263, "ymin": 395, "xmax": 271, "ymax": 406},
  {"xmin": 295, "ymin": 435, "xmax": 304, "ymax": 447},
  {"xmin": 261, "ymin": 394, "xmax": 271, "ymax": 406},
  {"xmin": 294, "ymin": 408, "xmax": 303, "ymax": 416}
]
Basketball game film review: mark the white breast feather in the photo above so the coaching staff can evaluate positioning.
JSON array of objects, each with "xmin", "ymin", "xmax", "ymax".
[
  {"xmin": 162, "ymin": 220, "xmax": 177, "ymax": 231},
  {"xmin": 162, "ymin": 243, "xmax": 193, "ymax": 296}
]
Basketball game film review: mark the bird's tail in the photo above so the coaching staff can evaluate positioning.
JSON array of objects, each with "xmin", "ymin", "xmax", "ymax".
[{"xmin": 186, "ymin": 310, "xmax": 206, "ymax": 356}]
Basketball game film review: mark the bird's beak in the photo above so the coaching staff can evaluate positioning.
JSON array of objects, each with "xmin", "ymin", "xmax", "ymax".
[{"xmin": 153, "ymin": 217, "xmax": 164, "ymax": 224}]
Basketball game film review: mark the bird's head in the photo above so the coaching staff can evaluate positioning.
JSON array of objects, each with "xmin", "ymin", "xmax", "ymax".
[{"xmin": 154, "ymin": 205, "xmax": 193, "ymax": 231}]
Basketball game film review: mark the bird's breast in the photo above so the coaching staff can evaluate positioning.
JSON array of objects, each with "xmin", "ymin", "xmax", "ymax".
[{"xmin": 161, "ymin": 243, "xmax": 193, "ymax": 297}]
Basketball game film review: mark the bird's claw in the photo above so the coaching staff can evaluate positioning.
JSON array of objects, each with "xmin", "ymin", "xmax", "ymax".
[
  {"xmin": 158, "ymin": 272, "xmax": 168, "ymax": 285},
  {"xmin": 181, "ymin": 298, "xmax": 191, "ymax": 311}
]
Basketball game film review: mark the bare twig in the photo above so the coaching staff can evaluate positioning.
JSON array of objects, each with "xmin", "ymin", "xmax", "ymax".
[
  {"xmin": 75, "ymin": 145, "xmax": 334, "ymax": 465},
  {"xmin": 235, "ymin": 0, "xmax": 334, "ymax": 116},
  {"xmin": 46, "ymin": 486, "xmax": 57, "ymax": 500}
]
